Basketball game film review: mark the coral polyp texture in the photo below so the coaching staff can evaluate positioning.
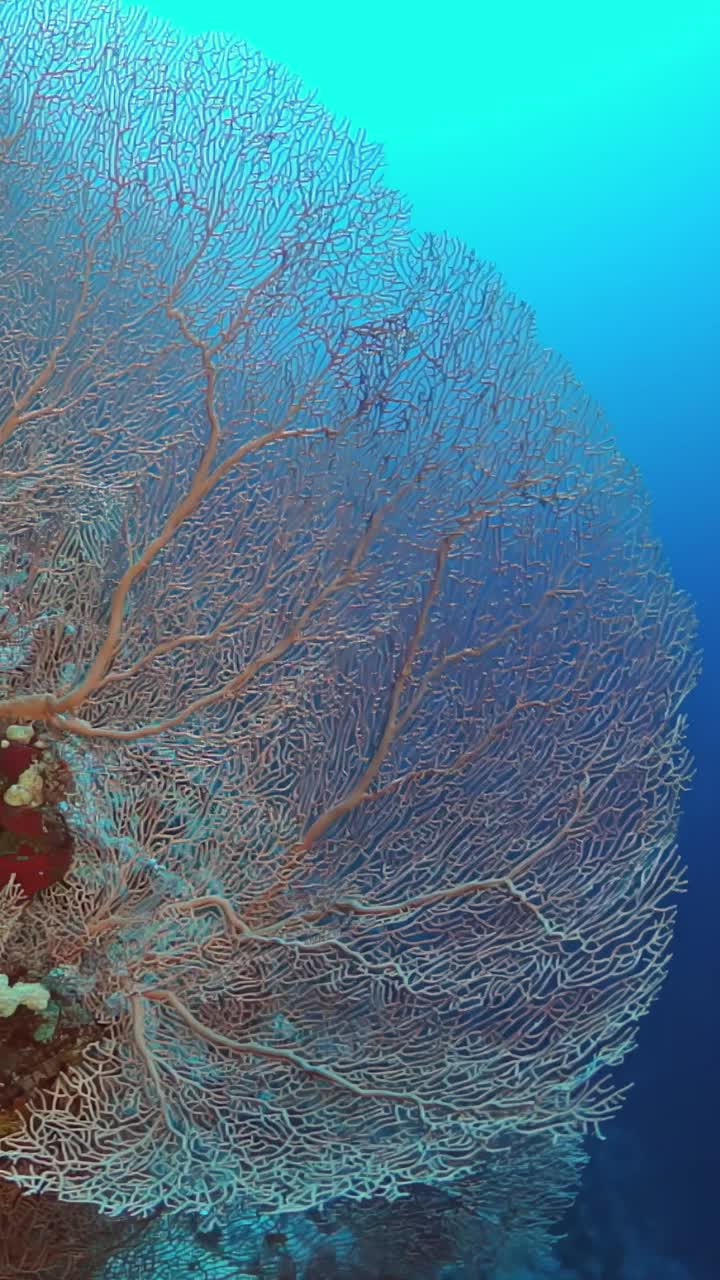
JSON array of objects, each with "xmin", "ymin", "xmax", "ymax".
[{"xmin": 0, "ymin": 0, "xmax": 698, "ymax": 1274}]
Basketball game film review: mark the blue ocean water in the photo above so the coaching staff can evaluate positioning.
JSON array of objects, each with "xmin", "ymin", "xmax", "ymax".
[
  {"xmin": 136, "ymin": 3, "xmax": 720, "ymax": 1275},
  {"xmin": 0, "ymin": 1, "xmax": 716, "ymax": 1275}
]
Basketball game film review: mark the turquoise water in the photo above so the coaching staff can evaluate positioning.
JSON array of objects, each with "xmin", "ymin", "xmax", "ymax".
[{"xmin": 135, "ymin": 4, "xmax": 720, "ymax": 1275}]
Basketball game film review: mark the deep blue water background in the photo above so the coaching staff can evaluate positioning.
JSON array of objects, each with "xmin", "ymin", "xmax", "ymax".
[{"xmin": 130, "ymin": 3, "xmax": 720, "ymax": 1273}]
